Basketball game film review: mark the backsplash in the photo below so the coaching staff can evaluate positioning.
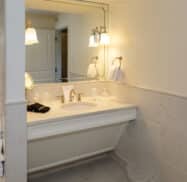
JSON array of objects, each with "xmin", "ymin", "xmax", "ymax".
[{"xmin": 27, "ymin": 81, "xmax": 114, "ymax": 104}]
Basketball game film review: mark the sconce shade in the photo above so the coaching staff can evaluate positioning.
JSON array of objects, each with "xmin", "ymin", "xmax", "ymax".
[
  {"xmin": 100, "ymin": 32, "xmax": 110, "ymax": 45},
  {"xmin": 25, "ymin": 72, "xmax": 34, "ymax": 90},
  {"xmin": 25, "ymin": 27, "xmax": 39, "ymax": 45},
  {"xmin": 89, "ymin": 35, "xmax": 98, "ymax": 47},
  {"xmin": 89, "ymin": 27, "xmax": 110, "ymax": 47}
]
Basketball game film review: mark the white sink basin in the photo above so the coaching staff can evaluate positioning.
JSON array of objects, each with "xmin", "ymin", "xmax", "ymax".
[{"xmin": 62, "ymin": 102, "xmax": 96, "ymax": 111}]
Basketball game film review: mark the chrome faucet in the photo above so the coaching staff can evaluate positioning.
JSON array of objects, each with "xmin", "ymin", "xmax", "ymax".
[
  {"xmin": 69, "ymin": 89, "xmax": 77, "ymax": 102},
  {"xmin": 69, "ymin": 89, "xmax": 83, "ymax": 102}
]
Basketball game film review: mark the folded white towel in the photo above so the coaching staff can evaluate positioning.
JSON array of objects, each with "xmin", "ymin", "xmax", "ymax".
[{"xmin": 87, "ymin": 63, "xmax": 97, "ymax": 78}]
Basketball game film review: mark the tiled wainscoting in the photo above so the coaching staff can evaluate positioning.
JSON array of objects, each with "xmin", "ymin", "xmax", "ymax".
[{"xmin": 110, "ymin": 83, "xmax": 187, "ymax": 182}]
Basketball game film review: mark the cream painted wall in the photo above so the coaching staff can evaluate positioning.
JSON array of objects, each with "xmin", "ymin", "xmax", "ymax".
[{"xmin": 109, "ymin": 0, "xmax": 187, "ymax": 97}]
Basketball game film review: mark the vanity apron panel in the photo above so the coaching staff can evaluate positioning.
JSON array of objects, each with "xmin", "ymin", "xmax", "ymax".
[{"xmin": 28, "ymin": 107, "xmax": 136, "ymax": 141}]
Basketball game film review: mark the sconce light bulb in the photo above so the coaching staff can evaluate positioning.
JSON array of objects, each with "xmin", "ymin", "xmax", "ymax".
[
  {"xmin": 25, "ymin": 72, "xmax": 34, "ymax": 90},
  {"xmin": 100, "ymin": 32, "xmax": 110, "ymax": 45},
  {"xmin": 89, "ymin": 35, "xmax": 99, "ymax": 47}
]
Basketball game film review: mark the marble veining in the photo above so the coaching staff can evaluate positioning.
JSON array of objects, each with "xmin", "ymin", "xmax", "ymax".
[{"xmin": 113, "ymin": 83, "xmax": 187, "ymax": 182}]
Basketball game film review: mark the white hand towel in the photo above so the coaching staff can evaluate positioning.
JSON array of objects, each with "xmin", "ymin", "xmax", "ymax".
[
  {"xmin": 87, "ymin": 64, "xmax": 97, "ymax": 78},
  {"xmin": 116, "ymin": 68, "xmax": 124, "ymax": 81},
  {"xmin": 108, "ymin": 63, "xmax": 124, "ymax": 81},
  {"xmin": 108, "ymin": 64, "xmax": 117, "ymax": 80}
]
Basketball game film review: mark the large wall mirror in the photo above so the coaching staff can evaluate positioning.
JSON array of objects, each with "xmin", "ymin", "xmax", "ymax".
[{"xmin": 25, "ymin": 0, "xmax": 109, "ymax": 83}]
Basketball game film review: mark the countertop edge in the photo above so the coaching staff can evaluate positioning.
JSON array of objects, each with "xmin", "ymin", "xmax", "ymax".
[{"xmin": 27, "ymin": 104, "xmax": 137, "ymax": 127}]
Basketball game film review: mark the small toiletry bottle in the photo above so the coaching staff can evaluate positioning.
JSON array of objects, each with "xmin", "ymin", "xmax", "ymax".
[{"xmin": 62, "ymin": 85, "xmax": 74, "ymax": 103}]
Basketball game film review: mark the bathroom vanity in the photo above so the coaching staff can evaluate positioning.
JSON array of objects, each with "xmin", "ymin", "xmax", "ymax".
[
  {"xmin": 25, "ymin": 0, "xmax": 136, "ymax": 174},
  {"xmin": 27, "ymin": 96, "xmax": 136, "ymax": 172}
]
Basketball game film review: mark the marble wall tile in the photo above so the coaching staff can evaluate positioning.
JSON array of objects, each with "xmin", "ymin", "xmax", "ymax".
[
  {"xmin": 27, "ymin": 81, "xmax": 112, "ymax": 102},
  {"xmin": 112, "ymin": 83, "xmax": 187, "ymax": 182},
  {"xmin": 160, "ymin": 161, "xmax": 187, "ymax": 182}
]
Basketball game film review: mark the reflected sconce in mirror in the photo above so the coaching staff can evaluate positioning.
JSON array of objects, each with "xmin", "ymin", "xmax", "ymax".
[
  {"xmin": 25, "ymin": 72, "xmax": 34, "ymax": 103},
  {"xmin": 89, "ymin": 6, "xmax": 110, "ymax": 47},
  {"xmin": 89, "ymin": 26, "xmax": 110, "ymax": 47},
  {"xmin": 100, "ymin": 26, "xmax": 110, "ymax": 45},
  {"xmin": 25, "ymin": 72, "xmax": 34, "ymax": 90},
  {"xmin": 89, "ymin": 28, "xmax": 99, "ymax": 47},
  {"xmin": 25, "ymin": 20, "xmax": 39, "ymax": 46}
]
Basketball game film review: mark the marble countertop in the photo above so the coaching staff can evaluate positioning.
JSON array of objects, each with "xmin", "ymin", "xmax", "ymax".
[{"xmin": 27, "ymin": 96, "xmax": 136, "ymax": 126}]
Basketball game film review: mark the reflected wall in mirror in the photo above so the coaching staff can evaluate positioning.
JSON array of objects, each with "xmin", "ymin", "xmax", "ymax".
[{"xmin": 25, "ymin": 0, "xmax": 109, "ymax": 83}]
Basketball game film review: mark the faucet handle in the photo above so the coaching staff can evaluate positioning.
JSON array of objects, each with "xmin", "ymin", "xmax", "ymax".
[{"xmin": 77, "ymin": 93, "xmax": 83, "ymax": 102}]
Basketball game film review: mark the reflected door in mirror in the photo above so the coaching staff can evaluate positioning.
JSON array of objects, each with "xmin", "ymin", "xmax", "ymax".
[
  {"xmin": 61, "ymin": 28, "xmax": 68, "ymax": 82},
  {"xmin": 26, "ymin": 29, "xmax": 55, "ymax": 83}
]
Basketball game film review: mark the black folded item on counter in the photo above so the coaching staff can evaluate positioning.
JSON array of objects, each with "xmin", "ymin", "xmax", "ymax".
[{"xmin": 27, "ymin": 103, "xmax": 50, "ymax": 113}]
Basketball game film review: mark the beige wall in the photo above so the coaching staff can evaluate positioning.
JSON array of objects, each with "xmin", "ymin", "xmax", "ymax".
[
  {"xmin": 26, "ymin": 13, "xmax": 57, "ymax": 29},
  {"xmin": 109, "ymin": 0, "xmax": 187, "ymax": 97}
]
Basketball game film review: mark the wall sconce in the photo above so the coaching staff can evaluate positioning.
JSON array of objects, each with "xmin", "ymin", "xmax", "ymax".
[
  {"xmin": 89, "ymin": 27, "xmax": 100, "ymax": 47},
  {"xmin": 89, "ymin": 30, "xmax": 99, "ymax": 47},
  {"xmin": 89, "ymin": 26, "xmax": 110, "ymax": 47},
  {"xmin": 25, "ymin": 20, "xmax": 39, "ymax": 46}
]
